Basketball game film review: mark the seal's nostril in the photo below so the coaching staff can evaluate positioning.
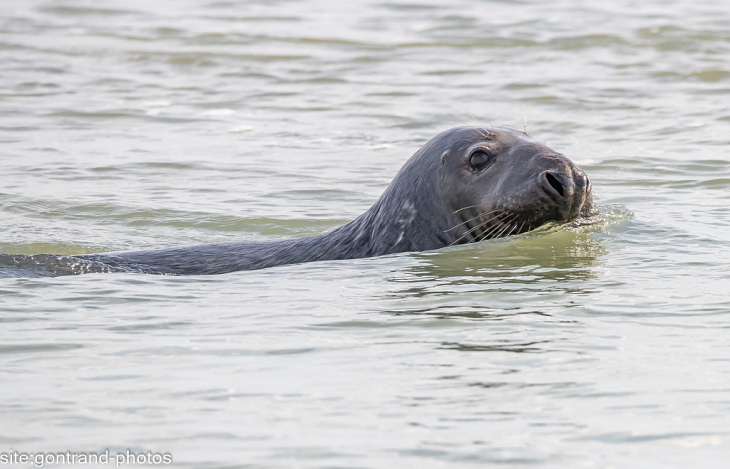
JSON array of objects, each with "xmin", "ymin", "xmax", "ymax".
[{"xmin": 545, "ymin": 172, "xmax": 564, "ymax": 197}]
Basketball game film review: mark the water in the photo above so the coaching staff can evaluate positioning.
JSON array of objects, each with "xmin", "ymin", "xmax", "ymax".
[{"xmin": 2, "ymin": 0, "xmax": 730, "ymax": 467}]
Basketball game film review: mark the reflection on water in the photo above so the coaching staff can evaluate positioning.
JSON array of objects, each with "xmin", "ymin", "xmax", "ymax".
[
  {"xmin": 387, "ymin": 205, "xmax": 630, "ymax": 300},
  {"xmin": 440, "ymin": 339, "xmax": 554, "ymax": 354},
  {"xmin": 411, "ymin": 228, "xmax": 605, "ymax": 283}
]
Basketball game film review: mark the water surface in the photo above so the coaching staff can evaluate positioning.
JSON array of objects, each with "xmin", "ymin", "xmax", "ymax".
[{"xmin": 2, "ymin": 0, "xmax": 730, "ymax": 467}]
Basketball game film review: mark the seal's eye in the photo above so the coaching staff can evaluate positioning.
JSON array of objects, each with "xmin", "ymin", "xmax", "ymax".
[{"xmin": 469, "ymin": 150, "xmax": 492, "ymax": 171}]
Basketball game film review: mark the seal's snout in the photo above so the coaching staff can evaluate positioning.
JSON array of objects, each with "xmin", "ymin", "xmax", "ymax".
[
  {"xmin": 540, "ymin": 170, "xmax": 573, "ymax": 200},
  {"xmin": 539, "ymin": 165, "xmax": 590, "ymax": 221}
]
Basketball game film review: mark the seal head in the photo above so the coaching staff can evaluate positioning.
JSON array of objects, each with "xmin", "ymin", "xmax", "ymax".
[{"xmin": 436, "ymin": 126, "xmax": 593, "ymax": 244}]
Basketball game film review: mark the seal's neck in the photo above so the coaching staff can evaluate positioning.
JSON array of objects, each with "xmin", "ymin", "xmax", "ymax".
[{"xmin": 280, "ymin": 156, "xmax": 457, "ymax": 265}]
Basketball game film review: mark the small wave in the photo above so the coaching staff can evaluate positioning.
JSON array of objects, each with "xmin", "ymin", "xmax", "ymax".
[
  {"xmin": 571, "ymin": 204, "xmax": 634, "ymax": 229},
  {"xmin": 0, "ymin": 254, "xmax": 122, "ymax": 278},
  {"xmin": 513, "ymin": 204, "xmax": 633, "ymax": 239}
]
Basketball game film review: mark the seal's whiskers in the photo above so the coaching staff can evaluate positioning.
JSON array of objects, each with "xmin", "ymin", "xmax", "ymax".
[
  {"xmin": 452, "ymin": 204, "xmax": 485, "ymax": 214},
  {"xmin": 517, "ymin": 220, "xmax": 526, "ymax": 235},
  {"xmin": 497, "ymin": 215, "xmax": 520, "ymax": 238},
  {"xmin": 458, "ymin": 104, "xmax": 492, "ymax": 139},
  {"xmin": 450, "ymin": 211, "xmax": 506, "ymax": 246},
  {"xmin": 484, "ymin": 213, "xmax": 519, "ymax": 240},
  {"xmin": 445, "ymin": 208, "xmax": 500, "ymax": 232}
]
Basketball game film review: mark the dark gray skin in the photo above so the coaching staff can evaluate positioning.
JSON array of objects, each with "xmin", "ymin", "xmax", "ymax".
[{"xmin": 80, "ymin": 126, "xmax": 593, "ymax": 275}]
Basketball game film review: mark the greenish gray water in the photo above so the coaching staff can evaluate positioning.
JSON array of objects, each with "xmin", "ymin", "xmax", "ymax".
[{"xmin": 1, "ymin": 0, "xmax": 730, "ymax": 467}]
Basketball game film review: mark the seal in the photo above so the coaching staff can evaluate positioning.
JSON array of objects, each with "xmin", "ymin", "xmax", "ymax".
[{"xmin": 79, "ymin": 126, "xmax": 593, "ymax": 275}]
